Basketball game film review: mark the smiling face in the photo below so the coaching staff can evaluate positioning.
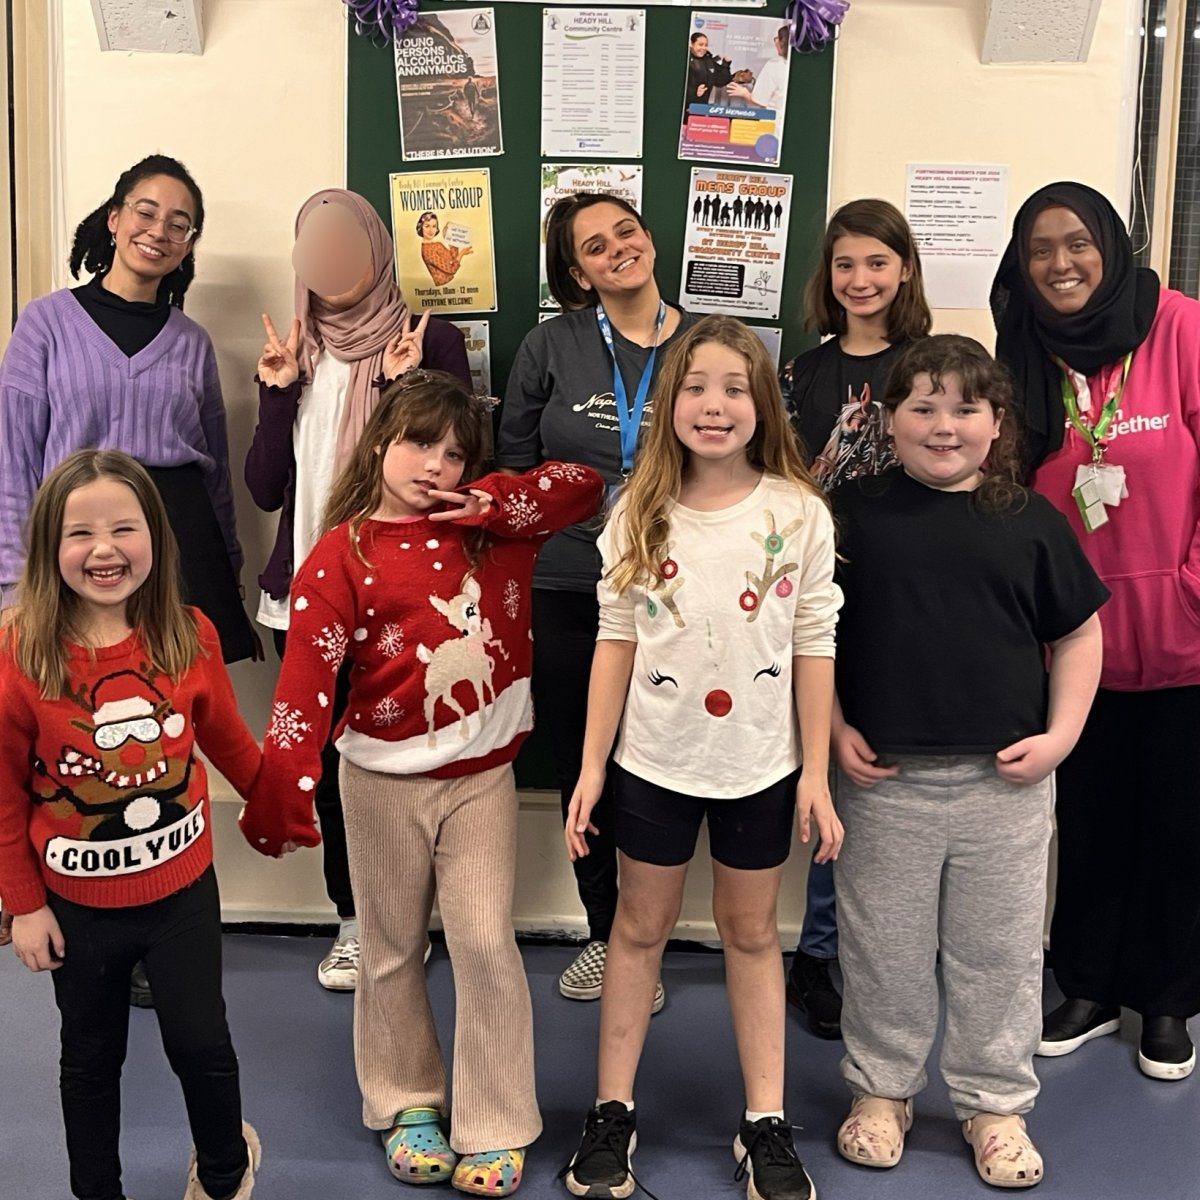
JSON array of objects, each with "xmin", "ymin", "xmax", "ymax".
[
  {"xmin": 568, "ymin": 202, "xmax": 656, "ymax": 301},
  {"xmin": 59, "ymin": 479, "xmax": 153, "ymax": 625},
  {"xmin": 420, "ymin": 213, "xmax": 440, "ymax": 239},
  {"xmin": 830, "ymin": 234, "xmax": 911, "ymax": 326},
  {"xmin": 691, "ymin": 34, "xmax": 708, "ymax": 56},
  {"xmin": 1027, "ymin": 205, "xmax": 1104, "ymax": 315},
  {"xmin": 672, "ymin": 340, "xmax": 758, "ymax": 467},
  {"xmin": 375, "ymin": 429, "xmax": 467, "ymax": 520},
  {"xmin": 105, "ymin": 173, "xmax": 197, "ymax": 296},
  {"xmin": 888, "ymin": 372, "xmax": 1001, "ymax": 492}
]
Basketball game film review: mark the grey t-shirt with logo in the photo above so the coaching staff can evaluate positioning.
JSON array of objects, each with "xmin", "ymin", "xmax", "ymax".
[{"xmin": 497, "ymin": 305, "xmax": 696, "ymax": 592}]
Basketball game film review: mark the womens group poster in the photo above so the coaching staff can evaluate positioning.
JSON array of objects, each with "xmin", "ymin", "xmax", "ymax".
[{"xmin": 679, "ymin": 12, "xmax": 790, "ymax": 168}]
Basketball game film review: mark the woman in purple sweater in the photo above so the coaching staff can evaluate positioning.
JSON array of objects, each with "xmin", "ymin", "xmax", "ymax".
[
  {"xmin": 244, "ymin": 188, "xmax": 470, "ymax": 992},
  {"xmin": 0, "ymin": 154, "xmax": 254, "ymax": 664}
]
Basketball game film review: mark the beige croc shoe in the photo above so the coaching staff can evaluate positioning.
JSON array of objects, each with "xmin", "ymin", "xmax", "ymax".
[
  {"xmin": 962, "ymin": 1113, "xmax": 1043, "ymax": 1189},
  {"xmin": 837, "ymin": 1094, "xmax": 913, "ymax": 1168},
  {"xmin": 183, "ymin": 1121, "xmax": 262, "ymax": 1199}
]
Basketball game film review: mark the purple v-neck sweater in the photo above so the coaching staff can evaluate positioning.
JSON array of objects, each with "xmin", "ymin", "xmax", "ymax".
[{"xmin": 0, "ymin": 288, "xmax": 242, "ymax": 590}]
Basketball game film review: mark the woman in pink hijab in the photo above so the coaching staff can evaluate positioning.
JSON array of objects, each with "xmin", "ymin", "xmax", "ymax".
[{"xmin": 245, "ymin": 189, "xmax": 470, "ymax": 991}]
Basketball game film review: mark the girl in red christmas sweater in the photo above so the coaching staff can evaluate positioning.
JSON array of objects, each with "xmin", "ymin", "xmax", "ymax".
[
  {"xmin": 239, "ymin": 370, "xmax": 602, "ymax": 1197},
  {"xmin": 0, "ymin": 449, "xmax": 262, "ymax": 1200}
]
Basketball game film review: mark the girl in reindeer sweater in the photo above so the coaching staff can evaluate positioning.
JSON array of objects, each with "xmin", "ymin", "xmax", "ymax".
[{"xmin": 239, "ymin": 370, "xmax": 602, "ymax": 1197}]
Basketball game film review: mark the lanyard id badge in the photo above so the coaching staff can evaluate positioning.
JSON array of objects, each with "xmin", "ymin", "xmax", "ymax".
[{"xmin": 597, "ymin": 300, "xmax": 666, "ymax": 510}]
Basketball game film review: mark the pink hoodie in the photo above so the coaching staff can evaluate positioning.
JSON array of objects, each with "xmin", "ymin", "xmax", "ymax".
[{"xmin": 1033, "ymin": 288, "xmax": 1200, "ymax": 691}]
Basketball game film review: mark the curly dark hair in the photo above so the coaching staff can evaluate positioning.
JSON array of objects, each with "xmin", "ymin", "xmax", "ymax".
[{"xmin": 68, "ymin": 155, "xmax": 204, "ymax": 309}]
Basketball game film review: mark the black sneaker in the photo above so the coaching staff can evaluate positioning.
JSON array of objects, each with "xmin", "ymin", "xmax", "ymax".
[
  {"xmin": 786, "ymin": 951, "xmax": 842, "ymax": 1040},
  {"xmin": 129, "ymin": 960, "xmax": 154, "ymax": 1009},
  {"xmin": 1138, "ymin": 1016, "xmax": 1196, "ymax": 1080},
  {"xmin": 733, "ymin": 1115, "xmax": 813, "ymax": 1200},
  {"xmin": 560, "ymin": 1101, "xmax": 638, "ymax": 1199},
  {"xmin": 1036, "ymin": 999, "xmax": 1119, "ymax": 1056}
]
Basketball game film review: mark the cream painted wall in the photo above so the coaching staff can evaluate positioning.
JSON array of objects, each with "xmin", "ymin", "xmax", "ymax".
[
  {"xmin": 828, "ymin": 0, "xmax": 1140, "ymax": 345},
  {"xmin": 45, "ymin": 0, "xmax": 1134, "ymax": 938}
]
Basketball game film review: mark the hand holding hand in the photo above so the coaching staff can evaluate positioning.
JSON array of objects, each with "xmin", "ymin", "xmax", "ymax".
[
  {"xmin": 258, "ymin": 314, "xmax": 301, "ymax": 389},
  {"xmin": 427, "ymin": 488, "xmax": 494, "ymax": 522},
  {"xmin": 995, "ymin": 733, "xmax": 1066, "ymax": 785},
  {"xmin": 833, "ymin": 724, "xmax": 899, "ymax": 788},
  {"xmin": 12, "ymin": 905, "xmax": 65, "ymax": 972},
  {"xmin": 383, "ymin": 310, "xmax": 430, "ymax": 381}
]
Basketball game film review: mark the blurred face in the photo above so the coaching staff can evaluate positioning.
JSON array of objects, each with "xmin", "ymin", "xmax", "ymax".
[
  {"xmin": 314, "ymin": 262, "xmax": 374, "ymax": 308},
  {"xmin": 59, "ymin": 479, "xmax": 153, "ymax": 622},
  {"xmin": 106, "ymin": 174, "xmax": 196, "ymax": 286},
  {"xmin": 830, "ymin": 234, "xmax": 910, "ymax": 324},
  {"xmin": 887, "ymin": 373, "xmax": 1001, "ymax": 492},
  {"xmin": 1027, "ymin": 205, "xmax": 1104, "ymax": 315},
  {"xmin": 375, "ymin": 429, "xmax": 467, "ymax": 520},
  {"xmin": 569, "ymin": 202, "xmax": 656, "ymax": 300},
  {"xmin": 691, "ymin": 35, "xmax": 708, "ymax": 56},
  {"xmin": 673, "ymin": 341, "xmax": 757, "ymax": 468}
]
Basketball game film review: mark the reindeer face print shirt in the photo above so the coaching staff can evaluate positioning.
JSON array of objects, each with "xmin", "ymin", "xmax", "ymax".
[
  {"xmin": 0, "ymin": 610, "xmax": 262, "ymax": 914},
  {"xmin": 596, "ymin": 474, "xmax": 841, "ymax": 799}
]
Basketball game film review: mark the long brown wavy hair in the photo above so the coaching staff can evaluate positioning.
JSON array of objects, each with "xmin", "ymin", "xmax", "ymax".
[
  {"xmin": 323, "ymin": 370, "xmax": 492, "ymax": 566},
  {"xmin": 607, "ymin": 315, "xmax": 827, "ymax": 594},
  {"xmin": 881, "ymin": 335, "xmax": 1027, "ymax": 513},
  {"xmin": 8, "ymin": 449, "xmax": 201, "ymax": 698}
]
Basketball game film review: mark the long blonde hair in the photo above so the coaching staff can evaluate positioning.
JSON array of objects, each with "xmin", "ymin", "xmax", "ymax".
[
  {"xmin": 8, "ymin": 449, "xmax": 201, "ymax": 698},
  {"xmin": 608, "ymin": 315, "xmax": 826, "ymax": 594}
]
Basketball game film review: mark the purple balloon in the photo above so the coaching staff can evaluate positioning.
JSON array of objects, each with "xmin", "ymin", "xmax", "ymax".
[
  {"xmin": 344, "ymin": 0, "xmax": 419, "ymax": 46},
  {"xmin": 785, "ymin": 0, "xmax": 850, "ymax": 53}
]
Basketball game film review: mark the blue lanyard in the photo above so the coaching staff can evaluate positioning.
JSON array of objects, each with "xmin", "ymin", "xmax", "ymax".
[{"xmin": 596, "ymin": 300, "xmax": 666, "ymax": 475}]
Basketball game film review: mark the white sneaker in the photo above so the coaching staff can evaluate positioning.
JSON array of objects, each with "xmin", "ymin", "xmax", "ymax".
[{"xmin": 317, "ymin": 933, "xmax": 360, "ymax": 990}]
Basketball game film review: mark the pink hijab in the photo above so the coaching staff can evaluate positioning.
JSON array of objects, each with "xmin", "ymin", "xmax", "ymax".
[{"xmin": 293, "ymin": 189, "xmax": 410, "ymax": 475}]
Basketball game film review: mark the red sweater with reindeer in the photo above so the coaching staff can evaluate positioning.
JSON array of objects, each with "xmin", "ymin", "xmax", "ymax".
[
  {"xmin": 0, "ymin": 611, "xmax": 261, "ymax": 915},
  {"xmin": 240, "ymin": 462, "xmax": 603, "ymax": 858}
]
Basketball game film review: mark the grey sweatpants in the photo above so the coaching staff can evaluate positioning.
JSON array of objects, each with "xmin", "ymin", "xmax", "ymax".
[{"xmin": 835, "ymin": 755, "xmax": 1052, "ymax": 1120}]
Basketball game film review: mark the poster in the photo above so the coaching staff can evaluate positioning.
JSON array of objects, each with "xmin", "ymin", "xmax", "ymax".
[
  {"xmin": 390, "ymin": 169, "xmax": 498, "ymax": 313},
  {"xmin": 539, "ymin": 163, "xmax": 644, "ymax": 308},
  {"xmin": 905, "ymin": 163, "xmax": 1009, "ymax": 309},
  {"xmin": 541, "ymin": 9, "xmax": 645, "ymax": 159},
  {"xmin": 678, "ymin": 12, "xmax": 790, "ymax": 168},
  {"xmin": 449, "ymin": 319, "xmax": 492, "ymax": 395},
  {"xmin": 395, "ymin": 10, "xmax": 502, "ymax": 161},
  {"xmin": 749, "ymin": 325, "xmax": 782, "ymax": 366},
  {"xmin": 679, "ymin": 168, "xmax": 792, "ymax": 319}
]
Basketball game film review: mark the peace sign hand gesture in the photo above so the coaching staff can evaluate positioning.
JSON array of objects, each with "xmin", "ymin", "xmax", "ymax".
[
  {"xmin": 383, "ymin": 310, "xmax": 431, "ymax": 382},
  {"xmin": 257, "ymin": 313, "xmax": 301, "ymax": 389}
]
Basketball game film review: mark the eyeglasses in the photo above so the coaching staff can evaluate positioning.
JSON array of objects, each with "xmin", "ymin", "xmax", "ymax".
[{"xmin": 123, "ymin": 201, "xmax": 197, "ymax": 244}]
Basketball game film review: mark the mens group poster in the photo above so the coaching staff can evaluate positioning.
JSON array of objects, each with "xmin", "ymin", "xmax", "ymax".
[
  {"xmin": 680, "ymin": 167, "xmax": 792, "ymax": 319},
  {"xmin": 390, "ymin": 169, "xmax": 498, "ymax": 312},
  {"xmin": 395, "ymin": 10, "xmax": 503, "ymax": 161},
  {"xmin": 679, "ymin": 12, "xmax": 790, "ymax": 168}
]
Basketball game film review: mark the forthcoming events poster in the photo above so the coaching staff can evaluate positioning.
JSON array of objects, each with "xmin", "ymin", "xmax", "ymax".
[
  {"xmin": 680, "ymin": 167, "xmax": 792, "ymax": 319},
  {"xmin": 679, "ymin": 12, "xmax": 790, "ymax": 168},
  {"xmin": 539, "ymin": 164, "xmax": 644, "ymax": 308},
  {"xmin": 394, "ymin": 10, "xmax": 503, "ymax": 161},
  {"xmin": 390, "ymin": 169, "xmax": 497, "ymax": 312},
  {"xmin": 541, "ymin": 9, "xmax": 646, "ymax": 159}
]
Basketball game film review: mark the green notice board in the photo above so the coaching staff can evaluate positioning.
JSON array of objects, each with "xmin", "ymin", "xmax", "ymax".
[{"xmin": 347, "ymin": 7, "xmax": 834, "ymax": 787}]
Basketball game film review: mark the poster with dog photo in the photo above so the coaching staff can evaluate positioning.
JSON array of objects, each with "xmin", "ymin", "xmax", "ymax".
[
  {"xmin": 390, "ymin": 168, "xmax": 497, "ymax": 312},
  {"xmin": 679, "ymin": 12, "xmax": 791, "ymax": 168},
  {"xmin": 539, "ymin": 163, "xmax": 644, "ymax": 308},
  {"xmin": 394, "ymin": 9, "xmax": 502, "ymax": 160}
]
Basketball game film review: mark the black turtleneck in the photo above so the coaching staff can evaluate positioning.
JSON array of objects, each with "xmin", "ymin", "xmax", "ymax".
[{"xmin": 71, "ymin": 275, "xmax": 170, "ymax": 358}]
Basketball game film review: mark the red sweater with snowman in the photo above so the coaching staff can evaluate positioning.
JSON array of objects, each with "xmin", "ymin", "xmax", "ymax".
[
  {"xmin": 240, "ymin": 462, "xmax": 603, "ymax": 858},
  {"xmin": 0, "ymin": 610, "xmax": 261, "ymax": 914}
]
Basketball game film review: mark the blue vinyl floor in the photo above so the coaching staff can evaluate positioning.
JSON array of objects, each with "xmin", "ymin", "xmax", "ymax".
[{"xmin": 2, "ymin": 934, "xmax": 1197, "ymax": 1200}]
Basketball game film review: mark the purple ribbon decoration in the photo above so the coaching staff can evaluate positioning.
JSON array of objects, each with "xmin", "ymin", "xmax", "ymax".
[
  {"xmin": 785, "ymin": 0, "xmax": 850, "ymax": 53},
  {"xmin": 343, "ymin": 0, "xmax": 420, "ymax": 46}
]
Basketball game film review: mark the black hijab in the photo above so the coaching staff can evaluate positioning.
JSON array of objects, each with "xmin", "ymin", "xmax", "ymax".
[{"xmin": 990, "ymin": 182, "xmax": 1160, "ymax": 470}]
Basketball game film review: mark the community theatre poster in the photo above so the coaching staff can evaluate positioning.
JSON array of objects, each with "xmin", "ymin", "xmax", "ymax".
[
  {"xmin": 679, "ymin": 12, "xmax": 791, "ymax": 169},
  {"xmin": 394, "ymin": 9, "xmax": 503, "ymax": 161},
  {"xmin": 390, "ymin": 169, "xmax": 498, "ymax": 313}
]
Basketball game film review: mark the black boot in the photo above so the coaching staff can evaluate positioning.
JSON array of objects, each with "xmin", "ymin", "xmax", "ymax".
[
  {"xmin": 129, "ymin": 960, "xmax": 154, "ymax": 1009},
  {"xmin": 786, "ymin": 950, "xmax": 842, "ymax": 1039}
]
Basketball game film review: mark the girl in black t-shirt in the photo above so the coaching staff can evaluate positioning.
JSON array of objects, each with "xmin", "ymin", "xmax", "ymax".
[{"xmin": 830, "ymin": 336, "xmax": 1107, "ymax": 1190}]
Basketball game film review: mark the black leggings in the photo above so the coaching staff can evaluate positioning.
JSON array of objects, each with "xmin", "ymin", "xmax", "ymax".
[
  {"xmin": 1051, "ymin": 685, "xmax": 1200, "ymax": 1017},
  {"xmin": 273, "ymin": 628, "xmax": 355, "ymax": 918},
  {"xmin": 48, "ymin": 868, "xmax": 245, "ymax": 1200},
  {"xmin": 531, "ymin": 587, "xmax": 619, "ymax": 941}
]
